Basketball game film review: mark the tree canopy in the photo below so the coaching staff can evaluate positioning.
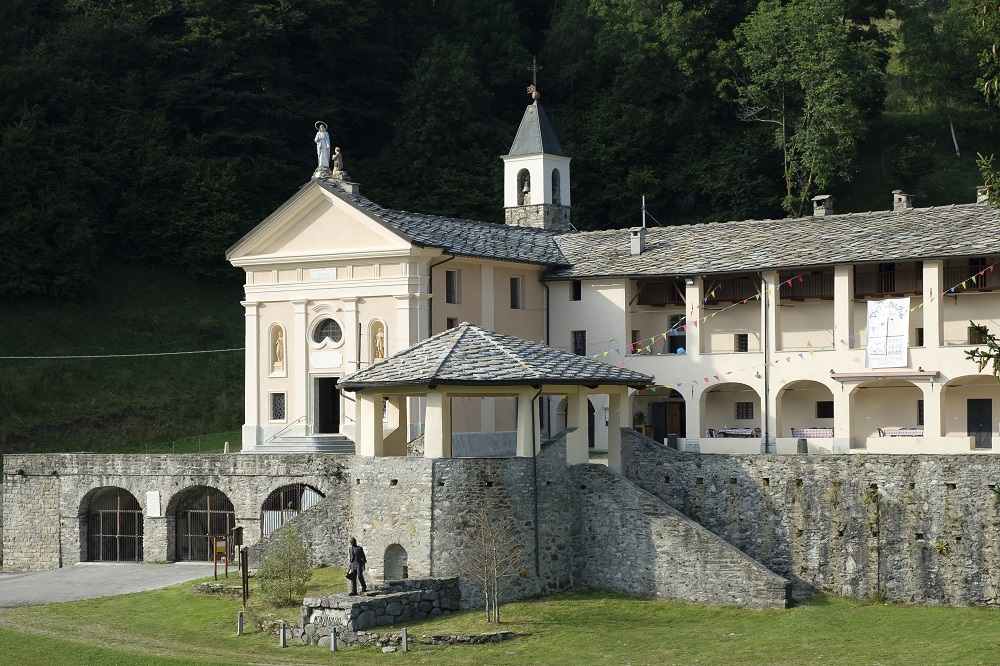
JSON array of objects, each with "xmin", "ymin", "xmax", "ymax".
[{"xmin": 0, "ymin": 0, "xmax": 996, "ymax": 298}]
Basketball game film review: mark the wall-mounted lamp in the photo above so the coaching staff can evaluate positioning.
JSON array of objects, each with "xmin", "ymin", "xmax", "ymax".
[
  {"xmin": 50, "ymin": 470, "xmax": 59, "ymax": 476},
  {"xmin": 15, "ymin": 469, "xmax": 26, "ymax": 476},
  {"xmin": 685, "ymin": 277, "xmax": 695, "ymax": 286}
]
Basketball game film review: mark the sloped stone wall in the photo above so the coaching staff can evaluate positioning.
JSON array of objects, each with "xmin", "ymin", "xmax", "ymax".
[
  {"xmin": 623, "ymin": 433, "xmax": 1000, "ymax": 605},
  {"xmin": 574, "ymin": 464, "xmax": 790, "ymax": 609}
]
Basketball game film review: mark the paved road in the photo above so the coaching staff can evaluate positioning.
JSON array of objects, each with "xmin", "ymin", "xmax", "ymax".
[{"xmin": 0, "ymin": 563, "xmax": 216, "ymax": 607}]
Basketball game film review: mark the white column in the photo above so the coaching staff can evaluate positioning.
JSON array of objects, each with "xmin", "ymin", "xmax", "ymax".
[
  {"xmin": 242, "ymin": 301, "xmax": 260, "ymax": 451},
  {"xmin": 834, "ymin": 265, "xmax": 855, "ymax": 349},
  {"xmin": 923, "ymin": 260, "xmax": 943, "ymax": 349},
  {"xmin": 607, "ymin": 389, "xmax": 628, "ymax": 471},
  {"xmin": 424, "ymin": 391, "xmax": 452, "ymax": 458},
  {"xmin": 292, "ymin": 300, "xmax": 308, "ymax": 423},
  {"xmin": 355, "ymin": 391, "xmax": 383, "ymax": 457},
  {"xmin": 762, "ymin": 272, "xmax": 780, "ymax": 450},
  {"xmin": 922, "ymin": 382, "xmax": 942, "ymax": 438},
  {"xmin": 833, "ymin": 382, "xmax": 852, "ymax": 447},
  {"xmin": 566, "ymin": 389, "xmax": 590, "ymax": 465},
  {"xmin": 515, "ymin": 389, "xmax": 540, "ymax": 457},
  {"xmin": 481, "ymin": 264, "xmax": 495, "ymax": 330},
  {"xmin": 342, "ymin": 297, "xmax": 359, "ymax": 374},
  {"xmin": 684, "ymin": 278, "xmax": 703, "ymax": 358}
]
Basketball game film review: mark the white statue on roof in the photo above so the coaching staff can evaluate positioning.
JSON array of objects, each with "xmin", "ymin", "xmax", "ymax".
[{"xmin": 314, "ymin": 122, "xmax": 331, "ymax": 176}]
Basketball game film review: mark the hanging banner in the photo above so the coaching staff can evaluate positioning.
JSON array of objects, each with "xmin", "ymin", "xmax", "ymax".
[{"xmin": 865, "ymin": 297, "xmax": 910, "ymax": 369}]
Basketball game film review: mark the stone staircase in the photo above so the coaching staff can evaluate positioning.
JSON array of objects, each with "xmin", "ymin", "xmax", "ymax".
[{"xmin": 249, "ymin": 435, "xmax": 355, "ymax": 454}]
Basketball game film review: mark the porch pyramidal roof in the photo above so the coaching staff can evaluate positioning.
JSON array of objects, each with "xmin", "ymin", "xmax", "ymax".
[{"xmin": 339, "ymin": 323, "xmax": 652, "ymax": 391}]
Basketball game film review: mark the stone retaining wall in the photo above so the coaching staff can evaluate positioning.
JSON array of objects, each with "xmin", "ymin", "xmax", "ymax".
[
  {"xmin": 574, "ymin": 464, "xmax": 790, "ymax": 609},
  {"xmin": 1, "ymin": 453, "xmax": 348, "ymax": 571},
  {"xmin": 623, "ymin": 434, "xmax": 1000, "ymax": 604},
  {"xmin": 300, "ymin": 578, "xmax": 460, "ymax": 634}
]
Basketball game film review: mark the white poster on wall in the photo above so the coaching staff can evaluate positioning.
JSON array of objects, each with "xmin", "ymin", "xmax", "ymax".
[{"xmin": 866, "ymin": 297, "xmax": 910, "ymax": 369}]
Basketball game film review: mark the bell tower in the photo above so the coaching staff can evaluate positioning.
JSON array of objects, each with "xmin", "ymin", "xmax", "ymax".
[{"xmin": 502, "ymin": 59, "xmax": 572, "ymax": 231}]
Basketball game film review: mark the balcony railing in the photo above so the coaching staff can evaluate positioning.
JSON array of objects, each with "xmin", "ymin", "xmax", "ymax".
[
  {"xmin": 635, "ymin": 281, "xmax": 685, "ymax": 306},
  {"xmin": 704, "ymin": 276, "xmax": 758, "ymax": 303},
  {"xmin": 854, "ymin": 269, "xmax": 922, "ymax": 297},
  {"xmin": 944, "ymin": 265, "xmax": 1000, "ymax": 291},
  {"xmin": 779, "ymin": 273, "xmax": 834, "ymax": 300}
]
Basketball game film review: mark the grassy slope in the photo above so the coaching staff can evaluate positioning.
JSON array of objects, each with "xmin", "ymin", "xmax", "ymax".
[
  {"xmin": 0, "ymin": 263, "xmax": 245, "ymax": 456},
  {"xmin": 2, "ymin": 569, "xmax": 1000, "ymax": 666}
]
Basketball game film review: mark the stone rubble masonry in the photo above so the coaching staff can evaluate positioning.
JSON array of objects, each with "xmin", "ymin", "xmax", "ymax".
[
  {"xmin": 573, "ymin": 463, "xmax": 791, "ymax": 609},
  {"xmin": 1, "ymin": 453, "xmax": 348, "ymax": 572},
  {"xmin": 299, "ymin": 578, "xmax": 460, "ymax": 635},
  {"xmin": 623, "ymin": 433, "xmax": 1000, "ymax": 605}
]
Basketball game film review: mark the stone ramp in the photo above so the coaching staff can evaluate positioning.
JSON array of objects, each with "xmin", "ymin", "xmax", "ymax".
[{"xmin": 574, "ymin": 465, "xmax": 790, "ymax": 609}]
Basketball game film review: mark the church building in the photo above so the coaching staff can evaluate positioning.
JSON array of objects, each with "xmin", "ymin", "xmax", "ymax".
[{"xmin": 228, "ymin": 87, "xmax": 1000, "ymax": 458}]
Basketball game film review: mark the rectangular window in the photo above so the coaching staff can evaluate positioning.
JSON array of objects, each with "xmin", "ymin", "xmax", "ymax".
[
  {"xmin": 270, "ymin": 392, "xmax": 286, "ymax": 421},
  {"xmin": 445, "ymin": 269, "xmax": 459, "ymax": 304},
  {"xmin": 572, "ymin": 330, "xmax": 587, "ymax": 356},
  {"xmin": 917, "ymin": 400, "xmax": 924, "ymax": 426},
  {"xmin": 816, "ymin": 401, "xmax": 834, "ymax": 419},
  {"xmin": 570, "ymin": 279, "xmax": 582, "ymax": 301},
  {"xmin": 667, "ymin": 314, "xmax": 687, "ymax": 354},
  {"xmin": 970, "ymin": 326, "xmax": 988, "ymax": 345},
  {"xmin": 631, "ymin": 330, "xmax": 642, "ymax": 354},
  {"xmin": 915, "ymin": 327, "xmax": 924, "ymax": 347},
  {"xmin": 446, "ymin": 317, "xmax": 458, "ymax": 329},
  {"xmin": 734, "ymin": 333, "xmax": 749, "ymax": 353},
  {"xmin": 735, "ymin": 402, "xmax": 753, "ymax": 420},
  {"xmin": 510, "ymin": 276, "xmax": 523, "ymax": 310}
]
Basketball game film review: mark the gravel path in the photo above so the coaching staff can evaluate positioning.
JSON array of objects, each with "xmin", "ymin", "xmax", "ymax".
[{"xmin": 0, "ymin": 563, "xmax": 216, "ymax": 607}]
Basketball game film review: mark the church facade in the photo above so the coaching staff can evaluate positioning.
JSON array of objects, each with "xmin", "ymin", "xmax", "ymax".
[{"xmin": 229, "ymin": 97, "xmax": 1000, "ymax": 457}]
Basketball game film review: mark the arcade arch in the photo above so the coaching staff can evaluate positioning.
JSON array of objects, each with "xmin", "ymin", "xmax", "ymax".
[
  {"xmin": 260, "ymin": 484, "xmax": 325, "ymax": 536},
  {"xmin": 81, "ymin": 486, "xmax": 143, "ymax": 562},
  {"xmin": 168, "ymin": 486, "xmax": 235, "ymax": 562}
]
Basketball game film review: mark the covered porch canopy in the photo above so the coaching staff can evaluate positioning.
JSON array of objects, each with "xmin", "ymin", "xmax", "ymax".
[{"xmin": 339, "ymin": 323, "xmax": 652, "ymax": 467}]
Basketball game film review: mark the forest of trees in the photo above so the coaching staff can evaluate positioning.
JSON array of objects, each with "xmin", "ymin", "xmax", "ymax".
[{"xmin": 1, "ymin": 0, "xmax": 997, "ymax": 298}]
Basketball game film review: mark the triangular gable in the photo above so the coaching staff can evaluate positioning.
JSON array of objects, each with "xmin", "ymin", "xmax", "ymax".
[{"xmin": 227, "ymin": 181, "xmax": 413, "ymax": 263}]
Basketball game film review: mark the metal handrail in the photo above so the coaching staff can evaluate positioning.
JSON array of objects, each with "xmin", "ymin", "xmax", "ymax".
[{"xmin": 265, "ymin": 415, "xmax": 306, "ymax": 444}]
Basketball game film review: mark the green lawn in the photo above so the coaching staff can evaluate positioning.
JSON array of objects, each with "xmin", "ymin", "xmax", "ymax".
[{"xmin": 2, "ymin": 567, "xmax": 1000, "ymax": 666}]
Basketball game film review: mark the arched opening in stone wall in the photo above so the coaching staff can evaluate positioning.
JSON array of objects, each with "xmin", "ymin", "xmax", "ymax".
[
  {"xmin": 82, "ymin": 487, "xmax": 143, "ymax": 562},
  {"xmin": 551, "ymin": 168, "xmax": 561, "ymax": 205},
  {"xmin": 260, "ymin": 484, "xmax": 325, "ymax": 536},
  {"xmin": 384, "ymin": 543, "xmax": 408, "ymax": 580},
  {"xmin": 169, "ymin": 486, "xmax": 235, "ymax": 562}
]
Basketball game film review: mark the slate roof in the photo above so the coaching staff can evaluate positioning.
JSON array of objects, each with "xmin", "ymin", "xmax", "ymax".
[
  {"xmin": 315, "ymin": 179, "xmax": 569, "ymax": 267},
  {"xmin": 547, "ymin": 203, "xmax": 1000, "ymax": 280},
  {"xmin": 508, "ymin": 102, "xmax": 564, "ymax": 156},
  {"xmin": 339, "ymin": 323, "xmax": 652, "ymax": 391}
]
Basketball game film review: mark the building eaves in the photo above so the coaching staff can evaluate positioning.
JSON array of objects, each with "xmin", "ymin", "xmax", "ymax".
[
  {"xmin": 339, "ymin": 323, "xmax": 652, "ymax": 391},
  {"xmin": 315, "ymin": 179, "xmax": 570, "ymax": 267},
  {"xmin": 546, "ymin": 203, "xmax": 1000, "ymax": 280}
]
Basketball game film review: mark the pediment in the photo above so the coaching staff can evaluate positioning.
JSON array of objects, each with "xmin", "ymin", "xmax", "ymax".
[{"xmin": 227, "ymin": 182, "xmax": 412, "ymax": 263}]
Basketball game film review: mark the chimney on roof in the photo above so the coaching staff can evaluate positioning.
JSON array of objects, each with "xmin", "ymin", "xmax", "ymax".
[
  {"xmin": 892, "ymin": 190, "xmax": 913, "ymax": 212},
  {"xmin": 812, "ymin": 195, "xmax": 834, "ymax": 217},
  {"xmin": 630, "ymin": 227, "xmax": 646, "ymax": 256},
  {"xmin": 978, "ymin": 185, "xmax": 990, "ymax": 204}
]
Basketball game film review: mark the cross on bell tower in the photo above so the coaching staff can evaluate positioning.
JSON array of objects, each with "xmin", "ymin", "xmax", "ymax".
[{"xmin": 502, "ymin": 56, "xmax": 572, "ymax": 231}]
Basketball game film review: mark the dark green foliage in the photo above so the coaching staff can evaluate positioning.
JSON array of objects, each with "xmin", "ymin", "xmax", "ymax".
[{"xmin": 1, "ymin": 0, "xmax": 998, "ymax": 296}]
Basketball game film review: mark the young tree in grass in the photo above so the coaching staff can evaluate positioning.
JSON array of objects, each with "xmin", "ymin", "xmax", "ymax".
[
  {"xmin": 461, "ymin": 505, "xmax": 524, "ymax": 623},
  {"xmin": 254, "ymin": 525, "xmax": 312, "ymax": 606}
]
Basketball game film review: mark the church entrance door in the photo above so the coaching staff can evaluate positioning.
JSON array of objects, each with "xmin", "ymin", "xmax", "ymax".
[{"xmin": 316, "ymin": 377, "xmax": 341, "ymax": 434}]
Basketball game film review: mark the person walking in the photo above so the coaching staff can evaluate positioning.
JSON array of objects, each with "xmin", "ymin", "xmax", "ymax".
[{"xmin": 347, "ymin": 537, "xmax": 367, "ymax": 596}]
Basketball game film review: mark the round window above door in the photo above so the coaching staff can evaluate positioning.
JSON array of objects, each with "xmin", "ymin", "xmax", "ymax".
[{"xmin": 312, "ymin": 318, "xmax": 343, "ymax": 345}]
